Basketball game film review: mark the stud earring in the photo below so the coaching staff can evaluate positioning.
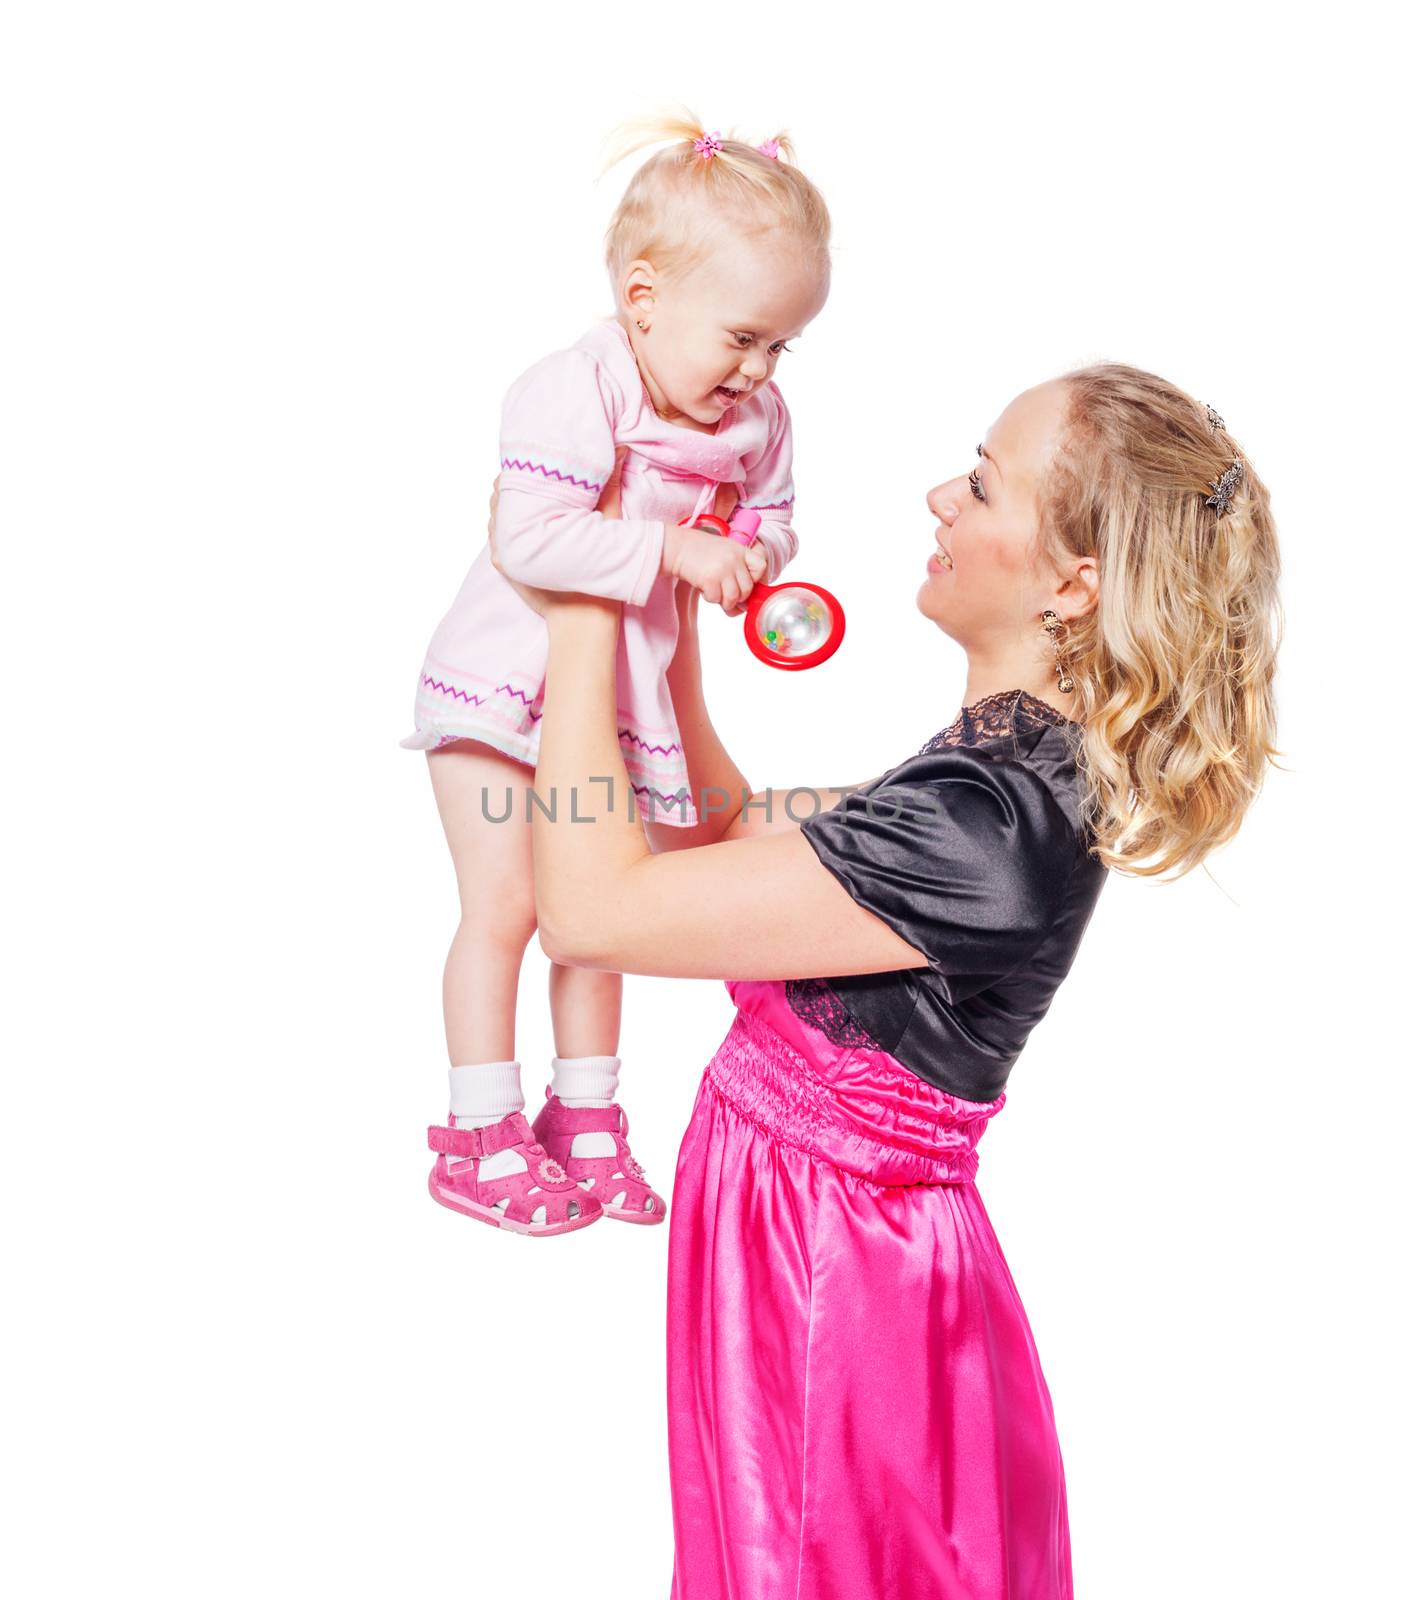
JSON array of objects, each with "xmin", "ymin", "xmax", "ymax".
[
  {"xmin": 1040, "ymin": 609, "xmax": 1075, "ymax": 694},
  {"xmin": 635, "ymin": 318, "xmax": 648, "ymax": 332}
]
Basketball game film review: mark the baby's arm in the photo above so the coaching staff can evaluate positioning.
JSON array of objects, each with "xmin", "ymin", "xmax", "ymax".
[
  {"xmin": 493, "ymin": 348, "xmax": 664, "ymax": 607},
  {"xmin": 736, "ymin": 383, "xmax": 800, "ymax": 584},
  {"xmin": 495, "ymin": 347, "xmax": 758, "ymax": 611}
]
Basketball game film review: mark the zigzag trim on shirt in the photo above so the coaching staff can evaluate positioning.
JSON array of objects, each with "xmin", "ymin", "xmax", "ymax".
[
  {"xmin": 618, "ymin": 728, "xmax": 683, "ymax": 758},
  {"xmin": 500, "ymin": 456, "xmax": 604, "ymax": 494},
  {"xmin": 629, "ymin": 780, "xmax": 693, "ymax": 813},
  {"xmin": 740, "ymin": 496, "xmax": 795, "ymax": 512},
  {"xmin": 419, "ymin": 679, "xmax": 685, "ymax": 763},
  {"xmin": 417, "ymin": 756, "xmax": 689, "ymax": 818},
  {"xmin": 420, "ymin": 675, "xmax": 545, "ymax": 721}
]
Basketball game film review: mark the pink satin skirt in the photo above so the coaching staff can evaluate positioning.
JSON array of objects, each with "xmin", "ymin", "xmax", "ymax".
[{"xmin": 666, "ymin": 978, "xmax": 1072, "ymax": 1600}]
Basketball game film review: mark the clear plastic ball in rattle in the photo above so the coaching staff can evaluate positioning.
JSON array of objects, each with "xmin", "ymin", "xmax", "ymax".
[
  {"xmin": 756, "ymin": 588, "xmax": 833, "ymax": 659},
  {"xmin": 679, "ymin": 510, "xmax": 846, "ymax": 672}
]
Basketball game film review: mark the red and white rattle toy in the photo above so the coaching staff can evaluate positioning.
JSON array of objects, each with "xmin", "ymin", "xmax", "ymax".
[{"xmin": 678, "ymin": 508, "xmax": 846, "ymax": 671}]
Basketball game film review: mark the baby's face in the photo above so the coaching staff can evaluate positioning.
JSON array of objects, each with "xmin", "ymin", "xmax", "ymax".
[{"xmin": 628, "ymin": 234, "xmax": 828, "ymax": 428}]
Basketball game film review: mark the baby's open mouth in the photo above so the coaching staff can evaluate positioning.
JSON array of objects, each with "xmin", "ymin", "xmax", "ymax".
[{"xmin": 715, "ymin": 385, "xmax": 745, "ymax": 404}]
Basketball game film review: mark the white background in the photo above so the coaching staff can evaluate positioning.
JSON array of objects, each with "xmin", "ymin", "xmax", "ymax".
[{"xmin": 4, "ymin": 3, "xmax": 1411, "ymax": 1595}]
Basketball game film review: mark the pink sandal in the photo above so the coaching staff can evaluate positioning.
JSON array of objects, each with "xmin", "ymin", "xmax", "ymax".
[
  {"xmin": 427, "ymin": 1112, "xmax": 604, "ymax": 1236},
  {"xmin": 530, "ymin": 1090, "xmax": 668, "ymax": 1225}
]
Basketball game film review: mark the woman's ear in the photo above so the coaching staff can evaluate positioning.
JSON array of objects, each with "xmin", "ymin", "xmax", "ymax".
[{"xmin": 1063, "ymin": 556, "xmax": 1100, "ymax": 621}]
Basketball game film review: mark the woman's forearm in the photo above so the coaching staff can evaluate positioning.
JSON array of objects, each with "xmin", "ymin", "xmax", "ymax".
[
  {"xmin": 532, "ymin": 600, "xmax": 652, "ymax": 947},
  {"xmin": 661, "ymin": 587, "xmax": 754, "ymax": 848},
  {"xmin": 661, "ymin": 587, "xmax": 868, "ymax": 844},
  {"xmin": 524, "ymin": 597, "xmax": 927, "ymax": 984}
]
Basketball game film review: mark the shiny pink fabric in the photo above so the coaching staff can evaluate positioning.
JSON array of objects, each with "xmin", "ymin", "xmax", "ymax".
[{"xmin": 666, "ymin": 978, "xmax": 1072, "ymax": 1599}]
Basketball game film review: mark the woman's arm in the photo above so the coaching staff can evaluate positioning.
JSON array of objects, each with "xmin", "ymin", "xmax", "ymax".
[
  {"xmin": 642, "ymin": 580, "xmax": 753, "ymax": 851},
  {"xmin": 484, "ymin": 472, "xmax": 876, "ymax": 853},
  {"xmin": 525, "ymin": 600, "xmax": 930, "ymax": 981},
  {"xmin": 653, "ymin": 583, "xmax": 880, "ymax": 847}
]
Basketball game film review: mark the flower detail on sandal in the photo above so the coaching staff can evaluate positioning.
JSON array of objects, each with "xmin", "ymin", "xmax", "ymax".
[
  {"xmin": 536, "ymin": 1154, "xmax": 569, "ymax": 1186},
  {"xmin": 425, "ymin": 1113, "xmax": 604, "ymax": 1237},
  {"xmin": 530, "ymin": 1090, "xmax": 668, "ymax": 1226}
]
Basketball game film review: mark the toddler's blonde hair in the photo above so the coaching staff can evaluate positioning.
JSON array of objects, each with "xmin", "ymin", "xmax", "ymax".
[
  {"xmin": 600, "ymin": 109, "xmax": 832, "ymax": 294},
  {"xmin": 1040, "ymin": 364, "xmax": 1286, "ymax": 879}
]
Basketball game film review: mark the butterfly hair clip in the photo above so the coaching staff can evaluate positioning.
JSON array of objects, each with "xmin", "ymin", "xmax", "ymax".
[{"xmin": 1205, "ymin": 458, "xmax": 1245, "ymax": 517}]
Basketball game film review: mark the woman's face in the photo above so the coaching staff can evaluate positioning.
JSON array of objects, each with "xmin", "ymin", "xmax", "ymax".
[{"xmin": 917, "ymin": 381, "xmax": 1074, "ymax": 639}]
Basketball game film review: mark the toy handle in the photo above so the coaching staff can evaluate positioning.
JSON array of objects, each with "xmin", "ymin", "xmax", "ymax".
[
  {"xmin": 678, "ymin": 513, "xmax": 732, "ymax": 539},
  {"xmin": 726, "ymin": 507, "xmax": 761, "ymax": 547},
  {"xmin": 678, "ymin": 510, "xmax": 760, "ymax": 548}
]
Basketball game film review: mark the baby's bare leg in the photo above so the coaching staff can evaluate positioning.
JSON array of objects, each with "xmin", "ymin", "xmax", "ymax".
[
  {"xmin": 427, "ymin": 740, "xmax": 537, "ymax": 1064},
  {"xmin": 548, "ymin": 963, "xmax": 622, "ymax": 1059}
]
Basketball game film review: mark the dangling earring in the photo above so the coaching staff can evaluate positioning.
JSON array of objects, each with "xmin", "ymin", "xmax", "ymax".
[{"xmin": 1040, "ymin": 610, "xmax": 1075, "ymax": 694}]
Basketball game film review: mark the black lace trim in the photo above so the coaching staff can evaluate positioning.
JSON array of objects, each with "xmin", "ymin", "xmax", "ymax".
[
  {"xmin": 784, "ymin": 978, "xmax": 883, "ymax": 1050},
  {"xmin": 918, "ymin": 688, "xmax": 1078, "ymax": 754},
  {"xmin": 787, "ymin": 692, "xmax": 1078, "ymax": 1053}
]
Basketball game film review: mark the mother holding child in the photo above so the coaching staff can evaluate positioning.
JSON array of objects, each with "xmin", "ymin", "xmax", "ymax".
[{"xmin": 421, "ymin": 118, "xmax": 1282, "ymax": 1600}]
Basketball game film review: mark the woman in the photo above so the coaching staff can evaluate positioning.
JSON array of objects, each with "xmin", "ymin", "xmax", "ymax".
[{"xmin": 484, "ymin": 365, "xmax": 1282, "ymax": 1598}]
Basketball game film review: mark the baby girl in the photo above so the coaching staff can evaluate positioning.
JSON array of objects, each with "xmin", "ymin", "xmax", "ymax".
[{"xmin": 403, "ymin": 114, "xmax": 832, "ymax": 1235}]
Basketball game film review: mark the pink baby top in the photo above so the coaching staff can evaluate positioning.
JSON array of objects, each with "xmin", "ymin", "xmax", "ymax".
[{"xmin": 401, "ymin": 317, "xmax": 800, "ymax": 826}]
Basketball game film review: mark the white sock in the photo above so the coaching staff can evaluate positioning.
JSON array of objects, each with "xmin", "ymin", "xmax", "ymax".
[
  {"xmin": 449, "ymin": 1061, "xmax": 526, "ymax": 1181},
  {"xmin": 551, "ymin": 1054, "xmax": 620, "ymax": 1108},
  {"xmin": 552, "ymin": 1055, "xmax": 621, "ymax": 1159}
]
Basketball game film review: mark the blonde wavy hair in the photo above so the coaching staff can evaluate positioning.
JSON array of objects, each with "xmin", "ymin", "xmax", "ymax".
[
  {"xmin": 1039, "ymin": 364, "xmax": 1285, "ymax": 879},
  {"xmin": 599, "ymin": 109, "xmax": 832, "ymax": 294}
]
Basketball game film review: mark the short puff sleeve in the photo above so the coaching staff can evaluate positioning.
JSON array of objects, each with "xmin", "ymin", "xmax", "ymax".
[{"xmin": 798, "ymin": 750, "xmax": 1079, "ymax": 1004}]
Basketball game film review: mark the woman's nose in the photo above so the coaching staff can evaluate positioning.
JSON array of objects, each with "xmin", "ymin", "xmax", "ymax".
[{"xmin": 928, "ymin": 482, "xmax": 963, "ymax": 524}]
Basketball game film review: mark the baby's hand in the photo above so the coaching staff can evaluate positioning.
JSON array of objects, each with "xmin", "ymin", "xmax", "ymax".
[
  {"xmin": 663, "ymin": 524, "xmax": 756, "ymax": 613},
  {"xmin": 721, "ymin": 544, "xmax": 769, "ymax": 619}
]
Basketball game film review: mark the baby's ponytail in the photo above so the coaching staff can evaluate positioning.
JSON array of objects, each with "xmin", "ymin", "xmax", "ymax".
[
  {"xmin": 600, "ymin": 106, "xmax": 830, "ymax": 291},
  {"xmin": 599, "ymin": 109, "xmax": 796, "ymax": 187}
]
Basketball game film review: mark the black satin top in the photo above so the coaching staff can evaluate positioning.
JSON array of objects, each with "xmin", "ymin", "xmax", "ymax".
[{"xmin": 793, "ymin": 688, "xmax": 1108, "ymax": 1102}]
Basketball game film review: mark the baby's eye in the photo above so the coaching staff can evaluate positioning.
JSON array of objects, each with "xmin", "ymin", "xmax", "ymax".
[
  {"xmin": 968, "ymin": 468, "xmax": 986, "ymax": 503},
  {"xmin": 732, "ymin": 333, "xmax": 793, "ymax": 355}
]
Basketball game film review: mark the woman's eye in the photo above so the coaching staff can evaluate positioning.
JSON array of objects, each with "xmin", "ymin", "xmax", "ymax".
[{"xmin": 968, "ymin": 468, "xmax": 986, "ymax": 503}]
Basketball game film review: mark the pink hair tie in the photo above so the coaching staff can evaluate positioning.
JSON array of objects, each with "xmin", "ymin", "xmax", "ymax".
[
  {"xmin": 757, "ymin": 138, "xmax": 781, "ymax": 160},
  {"xmin": 693, "ymin": 130, "xmax": 724, "ymax": 160}
]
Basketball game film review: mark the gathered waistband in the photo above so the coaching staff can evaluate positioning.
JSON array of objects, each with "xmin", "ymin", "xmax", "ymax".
[{"xmin": 703, "ymin": 1007, "xmax": 1001, "ymax": 1188}]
